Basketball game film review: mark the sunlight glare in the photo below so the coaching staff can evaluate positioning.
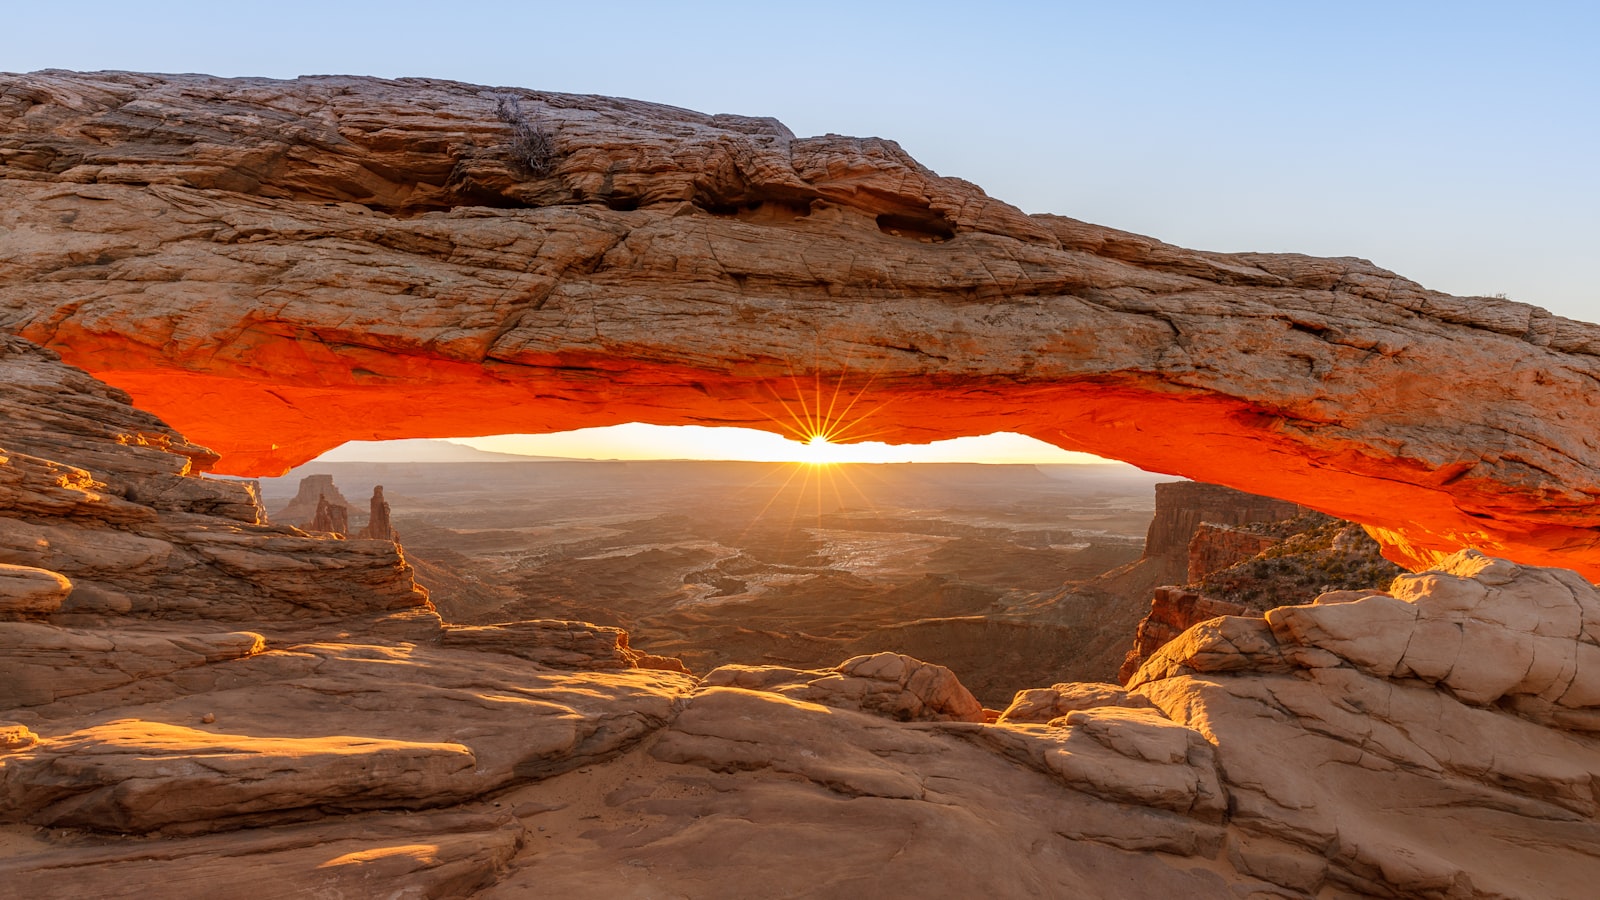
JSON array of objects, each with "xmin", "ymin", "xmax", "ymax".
[
  {"xmin": 801, "ymin": 433, "xmax": 836, "ymax": 466},
  {"xmin": 446, "ymin": 425, "xmax": 1110, "ymax": 465}
]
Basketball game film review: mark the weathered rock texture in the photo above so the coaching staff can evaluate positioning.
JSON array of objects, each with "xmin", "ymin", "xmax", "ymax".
[
  {"xmin": 1140, "ymin": 482, "xmax": 1305, "ymax": 584},
  {"xmin": 2, "ymin": 72, "xmax": 1600, "ymax": 574},
  {"xmin": 307, "ymin": 492, "xmax": 348, "ymax": 536},
  {"xmin": 1192, "ymin": 512, "xmax": 1406, "ymax": 608},
  {"xmin": 1117, "ymin": 587, "xmax": 1252, "ymax": 684},
  {"xmin": 700, "ymin": 652, "xmax": 986, "ymax": 723},
  {"xmin": 1119, "ymin": 511, "xmax": 1407, "ymax": 681},
  {"xmin": 273, "ymin": 473, "xmax": 352, "ymax": 526},
  {"xmin": 2, "ymin": 336, "xmax": 695, "ymax": 883},
  {"xmin": 0, "ymin": 335, "xmax": 426, "ymax": 623},
  {"xmin": 358, "ymin": 485, "xmax": 392, "ymax": 540},
  {"xmin": 1187, "ymin": 522, "xmax": 1280, "ymax": 585}
]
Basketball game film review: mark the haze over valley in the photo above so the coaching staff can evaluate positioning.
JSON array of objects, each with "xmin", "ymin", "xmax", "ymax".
[{"xmin": 259, "ymin": 446, "xmax": 1168, "ymax": 705}]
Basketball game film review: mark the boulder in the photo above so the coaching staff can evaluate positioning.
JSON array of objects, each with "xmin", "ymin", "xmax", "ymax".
[{"xmin": 703, "ymin": 652, "xmax": 985, "ymax": 723}]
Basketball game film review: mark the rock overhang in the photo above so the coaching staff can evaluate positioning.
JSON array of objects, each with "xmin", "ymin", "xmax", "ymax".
[{"xmin": 3, "ymin": 70, "xmax": 1600, "ymax": 577}]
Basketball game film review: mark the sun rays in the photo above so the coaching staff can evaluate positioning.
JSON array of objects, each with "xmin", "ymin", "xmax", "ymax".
[
  {"xmin": 729, "ymin": 364, "xmax": 902, "ymax": 560},
  {"xmin": 755, "ymin": 356, "xmax": 902, "ymax": 466}
]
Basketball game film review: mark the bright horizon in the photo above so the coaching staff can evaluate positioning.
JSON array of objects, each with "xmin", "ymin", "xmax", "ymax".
[{"xmin": 317, "ymin": 427, "xmax": 1116, "ymax": 466}]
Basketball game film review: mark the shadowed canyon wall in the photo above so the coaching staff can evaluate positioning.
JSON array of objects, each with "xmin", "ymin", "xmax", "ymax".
[{"xmin": 2, "ymin": 72, "xmax": 1599, "ymax": 575}]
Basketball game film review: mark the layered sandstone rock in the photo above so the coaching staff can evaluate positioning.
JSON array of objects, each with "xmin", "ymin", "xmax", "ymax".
[
  {"xmin": 7, "ymin": 341, "xmax": 1600, "ymax": 895},
  {"xmin": 2, "ymin": 336, "xmax": 694, "ymax": 846},
  {"xmin": 1119, "ymin": 551, "xmax": 1600, "ymax": 896},
  {"xmin": 307, "ymin": 492, "xmax": 348, "ymax": 536},
  {"xmin": 1186, "ymin": 522, "xmax": 1280, "ymax": 585},
  {"xmin": 0, "ymin": 335, "xmax": 426, "ymax": 623},
  {"xmin": 273, "ymin": 473, "xmax": 353, "ymax": 526},
  {"xmin": 8, "ymin": 72, "xmax": 1600, "ymax": 898},
  {"xmin": 701, "ymin": 652, "xmax": 986, "ymax": 723},
  {"xmin": 1143, "ymin": 483, "xmax": 1304, "ymax": 584},
  {"xmin": 358, "ymin": 485, "xmax": 392, "ymax": 541},
  {"xmin": 1119, "ymin": 511, "xmax": 1409, "ymax": 680},
  {"xmin": 1117, "ymin": 587, "xmax": 1251, "ymax": 684},
  {"xmin": 2, "ymin": 72, "xmax": 1600, "ymax": 574}
]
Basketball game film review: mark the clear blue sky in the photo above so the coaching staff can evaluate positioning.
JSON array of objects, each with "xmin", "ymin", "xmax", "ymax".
[{"xmin": 7, "ymin": 1, "xmax": 1595, "ymax": 322}]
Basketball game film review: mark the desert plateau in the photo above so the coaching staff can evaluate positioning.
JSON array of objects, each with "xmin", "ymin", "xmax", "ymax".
[{"xmin": 3, "ymin": 58, "xmax": 1600, "ymax": 900}]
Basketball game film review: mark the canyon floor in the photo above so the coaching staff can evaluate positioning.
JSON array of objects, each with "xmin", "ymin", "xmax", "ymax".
[{"xmin": 257, "ymin": 456, "xmax": 1166, "ymax": 706}]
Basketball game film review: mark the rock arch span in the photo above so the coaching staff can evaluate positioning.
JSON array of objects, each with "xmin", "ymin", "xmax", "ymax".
[{"xmin": 2, "ymin": 71, "xmax": 1598, "ymax": 576}]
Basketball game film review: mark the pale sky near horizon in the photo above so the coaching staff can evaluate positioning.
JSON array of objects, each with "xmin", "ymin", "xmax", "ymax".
[{"xmin": 8, "ymin": 1, "xmax": 1595, "ymax": 463}]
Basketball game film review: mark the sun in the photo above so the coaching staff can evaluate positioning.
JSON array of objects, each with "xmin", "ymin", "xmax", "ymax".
[
  {"xmin": 799, "ymin": 433, "xmax": 839, "ymax": 465},
  {"xmin": 757, "ymin": 362, "xmax": 899, "ymax": 466}
]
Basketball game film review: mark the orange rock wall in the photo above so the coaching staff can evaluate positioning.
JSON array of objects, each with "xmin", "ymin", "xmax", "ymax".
[
  {"xmin": 81, "ymin": 359, "xmax": 1600, "ymax": 577},
  {"xmin": 5, "ymin": 71, "xmax": 1600, "ymax": 578}
]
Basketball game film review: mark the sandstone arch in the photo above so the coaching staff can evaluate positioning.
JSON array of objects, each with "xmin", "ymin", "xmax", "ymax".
[{"xmin": 2, "ymin": 71, "xmax": 1598, "ymax": 576}]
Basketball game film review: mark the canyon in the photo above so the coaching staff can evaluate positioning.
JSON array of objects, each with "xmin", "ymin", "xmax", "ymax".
[{"xmin": 4, "ymin": 70, "xmax": 1600, "ymax": 898}]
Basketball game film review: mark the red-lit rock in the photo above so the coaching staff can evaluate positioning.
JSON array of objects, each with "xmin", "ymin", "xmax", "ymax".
[{"xmin": 3, "ymin": 71, "xmax": 1600, "ymax": 578}]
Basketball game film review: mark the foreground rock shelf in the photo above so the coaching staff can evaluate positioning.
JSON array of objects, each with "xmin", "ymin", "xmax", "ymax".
[
  {"xmin": 6, "ymin": 335, "xmax": 1600, "ymax": 897},
  {"xmin": 3, "ymin": 71, "xmax": 1600, "ymax": 575}
]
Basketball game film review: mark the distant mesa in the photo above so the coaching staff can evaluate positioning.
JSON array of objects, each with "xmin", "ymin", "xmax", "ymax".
[
  {"xmin": 275, "ymin": 474, "xmax": 354, "ymax": 528},
  {"xmin": 277, "ymin": 475, "xmax": 394, "ymax": 542},
  {"xmin": 315, "ymin": 438, "xmax": 576, "ymax": 464},
  {"xmin": 3, "ymin": 70, "xmax": 1599, "ymax": 578},
  {"xmin": 1138, "ymin": 482, "xmax": 1305, "ymax": 587}
]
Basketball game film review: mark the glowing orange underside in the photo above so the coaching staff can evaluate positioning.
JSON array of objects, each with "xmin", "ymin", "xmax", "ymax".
[{"xmin": 74, "ymin": 346, "xmax": 1600, "ymax": 581}]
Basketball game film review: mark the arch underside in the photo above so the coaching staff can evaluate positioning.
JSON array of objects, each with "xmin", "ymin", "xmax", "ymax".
[{"xmin": 3, "ymin": 71, "xmax": 1598, "ymax": 577}]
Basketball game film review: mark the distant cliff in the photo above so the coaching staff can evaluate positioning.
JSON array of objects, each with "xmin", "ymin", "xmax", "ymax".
[
  {"xmin": 274, "ymin": 474, "xmax": 355, "ymax": 527},
  {"xmin": 1139, "ymin": 482, "xmax": 1304, "ymax": 585},
  {"xmin": 1120, "ymin": 511, "xmax": 1406, "ymax": 681}
]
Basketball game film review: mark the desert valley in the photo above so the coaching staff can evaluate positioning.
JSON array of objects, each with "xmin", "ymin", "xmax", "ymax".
[
  {"xmin": 259, "ymin": 454, "xmax": 1166, "ymax": 706},
  {"xmin": 5, "ymin": 68, "xmax": 1600, "ymax": 899}
]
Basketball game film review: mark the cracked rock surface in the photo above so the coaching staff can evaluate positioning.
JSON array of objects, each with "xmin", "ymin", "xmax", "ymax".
[{"xmin": 3, "ymin": 72, "xmax": 1600, "ymax": 575}]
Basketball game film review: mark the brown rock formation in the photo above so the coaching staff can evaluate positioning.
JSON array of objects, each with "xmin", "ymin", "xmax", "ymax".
[
  {"xmin": 307, "ymin": 492, "xmax": 349, "ymax": 536},
  {"xmin": 1186, "ymin": 522, "xmax": 1280, "ymax": 585},
  {"xmin": 0, "ymin": 335, "xmax": 425, "ymax": 623},
  {"xmin": 358, "ymin": 485, "xmax": 392, "ymax": 541},
  {"xmin": 1119, "ymin": 512, "xmax": 1408, "ymax": 681},
  {"xmin": 2, "ymin": 333, "xmax": 693, "ymax": 850},
  {"xmin": 700, "ymin": 652, "xmax": 986, "ymax": 723},
  {"xmin": 2, "ymin": 72, "xmax": 1600, "ymax": 575},
  {"xmin": 1117, "ymin": 588, "xmax": 1251, "ymax": 684},
  {"xmin": 1141, "ymin": 482, "xmax": 1305, "ymax": 585},
  {"xmin": 273, "ymin": 473, "xmax": 352, "ymax": 526},
  {"xmin": 1191, "ymin": 513, "xmax": 1406, "ymax": 608}
]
